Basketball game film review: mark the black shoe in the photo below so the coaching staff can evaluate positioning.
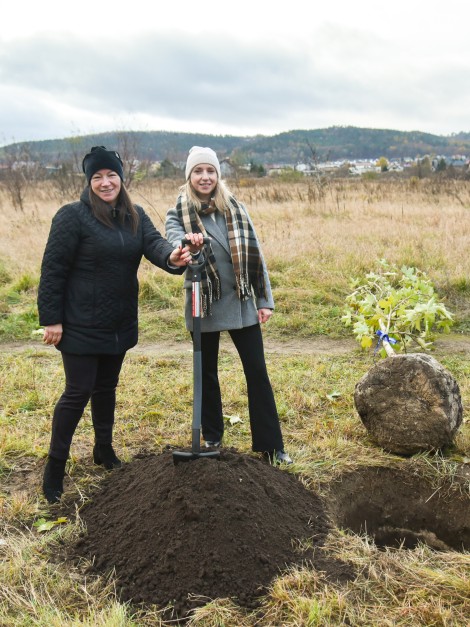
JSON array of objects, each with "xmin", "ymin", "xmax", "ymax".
[
  {"xmin": 43, "ymin": 456, "xmax": 67, "ymax": 504},
  {"xmin": 93, "ymin": 443, "xmax": 122, "ymax": 470},
  {"xmin": 263, "ymin": 450, "xmax": 293, "ymax": 465},
  {"xmin": 204, "ymin": 440, "xmax": 221, "ymax": 448}
]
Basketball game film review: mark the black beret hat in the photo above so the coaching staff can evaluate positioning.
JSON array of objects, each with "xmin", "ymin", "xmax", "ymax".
[{"xmin": 82, "ymin": 146, "xmax": 124, "ymax": 183}]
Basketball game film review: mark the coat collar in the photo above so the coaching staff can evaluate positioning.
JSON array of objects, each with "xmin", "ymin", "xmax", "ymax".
[{"xmin": 200, "ymin": 211, "xmax": 231, "ymax": 255}]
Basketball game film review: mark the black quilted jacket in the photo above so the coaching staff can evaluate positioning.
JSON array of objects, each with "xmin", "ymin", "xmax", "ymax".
[{"xmin": 38, "ymin": 188, "xmax": 183, "ymax": 355}]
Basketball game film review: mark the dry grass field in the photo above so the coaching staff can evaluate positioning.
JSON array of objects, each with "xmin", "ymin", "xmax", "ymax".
[
  {"xmin": 1, "ymin": 176, "xmax": 470, "ymax": 283},
  {"xmin": 0, "ymin": 175, "xmax": 469, "ymax": 626}
]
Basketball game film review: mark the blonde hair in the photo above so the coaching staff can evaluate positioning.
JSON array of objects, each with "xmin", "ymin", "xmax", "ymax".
[{"xmin": 180, "ymin": 178, "xmax": 234, "ymax": 213}]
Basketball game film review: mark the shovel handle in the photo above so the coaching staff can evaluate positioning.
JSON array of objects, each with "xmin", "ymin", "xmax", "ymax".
[
  {"xmin": 181, "ymin": 237, "xmax": 211, "ymax": 247},
  {"xmin": 182, "ymin": 237, "xmax": 211, "ymax": 272}
]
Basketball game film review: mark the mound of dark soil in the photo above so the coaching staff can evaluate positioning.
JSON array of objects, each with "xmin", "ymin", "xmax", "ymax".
[{"xmin": 69, "ymin": 449, "xmax": 351, "ymax": 620}]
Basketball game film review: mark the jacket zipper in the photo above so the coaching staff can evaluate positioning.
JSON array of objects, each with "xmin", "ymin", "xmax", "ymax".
[{"xmin": 115, "ymin": 228, "xmax": 125, "ymax": 350}]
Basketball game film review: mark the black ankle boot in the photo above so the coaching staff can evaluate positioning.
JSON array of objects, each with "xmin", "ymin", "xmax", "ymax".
[
  {"xmin": 43, "ymin": 456, "xmax": 67, "ymax": 504},
  {"xmin": 93, "ymin": 443, "xmax": 122, "ymax": 470}
]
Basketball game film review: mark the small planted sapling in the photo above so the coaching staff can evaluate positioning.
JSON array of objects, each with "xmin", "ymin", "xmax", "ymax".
[{"xmin": 342, "ymin": 259, "xmax": 454, "ymax": 357}]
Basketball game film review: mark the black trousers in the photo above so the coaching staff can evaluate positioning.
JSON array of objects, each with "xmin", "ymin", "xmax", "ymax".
[
  {"xmin": 198, "ymin": 324, "xmax": 284, "ymax": 452},
  {"xmin": 49, "ymin": 352, "xmax": 126, "ymax": 461}
]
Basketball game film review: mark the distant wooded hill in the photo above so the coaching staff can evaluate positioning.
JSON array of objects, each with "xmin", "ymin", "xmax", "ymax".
[{"xmin": 2, "ymin": 126, "xmax": 470, "ymax": 166}]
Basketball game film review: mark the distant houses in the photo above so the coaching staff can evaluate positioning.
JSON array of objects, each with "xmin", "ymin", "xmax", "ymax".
[
  {"xmin": 431, "ymin": 155, "xmax": 468, "ymax": 170},
  {"xmin": 2, "ymin": 153, "xmax": 469, "ymax": 181},
  {"xmin": 266, "ymin": 155, "xmax": 469, "ymax": 177}
]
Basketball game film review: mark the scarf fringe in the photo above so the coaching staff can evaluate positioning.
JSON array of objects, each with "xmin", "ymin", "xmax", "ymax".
[{"xmin": 201, "ymin": 272, "xmax": 221, "ymax": 317}]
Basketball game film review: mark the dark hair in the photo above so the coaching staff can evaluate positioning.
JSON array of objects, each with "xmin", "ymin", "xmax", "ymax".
[{"xmin": 89, "ymin": 184, "xmax": 139, "ymax": 234}]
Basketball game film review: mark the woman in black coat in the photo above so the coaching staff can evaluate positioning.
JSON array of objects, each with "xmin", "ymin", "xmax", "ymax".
[{"xmin": 38, "ymin": 146, "xmax": 193, "ymax": 503}]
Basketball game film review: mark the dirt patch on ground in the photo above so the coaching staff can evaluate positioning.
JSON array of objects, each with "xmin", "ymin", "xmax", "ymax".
[
  {"xmin": 325, "ymin": 463, "xmax": 470, "ymax": 552},
  {"xmin": 0, "ymin": 335, "xmax": 357, "ymax": 356},
  {"xmin": 63, "ymin": 449, "xmax": 353, "ymax": 622},
  {"xmin": 2, "ymin": 333, "xmax": 469, "ymax": 357}
]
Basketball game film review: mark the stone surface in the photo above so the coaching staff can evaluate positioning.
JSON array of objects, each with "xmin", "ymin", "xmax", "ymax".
[{"xmin": 354, "ymin": 354, "xmax": 463, "ymax": 454}]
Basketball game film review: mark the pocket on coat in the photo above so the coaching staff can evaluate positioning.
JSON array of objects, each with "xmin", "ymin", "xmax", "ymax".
[{"xmin": 65, "ymin": 279, "xmax": 94, "ymax": 324}]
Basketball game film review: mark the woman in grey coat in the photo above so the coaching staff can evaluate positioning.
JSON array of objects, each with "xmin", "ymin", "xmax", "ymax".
[{"xmin": 165, "ymin": 146, "xmax": 292, "ymax": 464}]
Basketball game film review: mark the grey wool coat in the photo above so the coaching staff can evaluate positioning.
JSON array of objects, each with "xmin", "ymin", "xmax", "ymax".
[{"xmin": 165, "ymin": 204, "xmax": 274, "ymax": 333}]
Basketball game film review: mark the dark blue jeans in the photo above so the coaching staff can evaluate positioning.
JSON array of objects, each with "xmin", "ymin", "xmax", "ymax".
[
  {"xmin": 198, "ymin": 324, "xmax": 284, "ymax": 452},
  {"xmin": 49, "ymin": 352, "xmax": 126, "ymax": 460}
]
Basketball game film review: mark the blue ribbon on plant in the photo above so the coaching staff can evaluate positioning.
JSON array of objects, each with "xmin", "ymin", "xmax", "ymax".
[{"xmin": 374, "ymin": 329, "xmax": 398, "ymax": 354}]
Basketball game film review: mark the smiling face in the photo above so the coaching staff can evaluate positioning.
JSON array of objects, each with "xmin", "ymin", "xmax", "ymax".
[
  {"xmin": 90, "ymin": 169, "xmax": 122, "ymax": 206},
  {"xmin": 190, "ymin": 163, "xmax": 218, "ymax": 201}
]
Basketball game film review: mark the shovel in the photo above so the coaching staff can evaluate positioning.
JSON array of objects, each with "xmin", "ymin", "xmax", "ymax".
[{"xmin": 173, "ymin": 238, "xmax": 221, "ymax": 464}]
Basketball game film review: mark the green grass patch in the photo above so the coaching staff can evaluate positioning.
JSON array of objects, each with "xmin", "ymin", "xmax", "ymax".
[
  {"xmin": 1, "ymin": 259, "xmax": 469, "ymax": 344},
  {"xmin": 0, "ymin": 345, "xmax": 469, "ymax": 624}
]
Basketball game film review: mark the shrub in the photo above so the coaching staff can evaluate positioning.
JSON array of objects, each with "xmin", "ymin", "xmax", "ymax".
[{"xmin": 342, "ymin": 259, "xmax": 454, "ymax": 357}]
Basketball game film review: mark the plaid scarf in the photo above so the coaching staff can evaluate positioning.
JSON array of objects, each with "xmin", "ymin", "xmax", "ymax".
[{"xmin": 176, "ymin": 191, "xmax": 266, "ymax": 317}]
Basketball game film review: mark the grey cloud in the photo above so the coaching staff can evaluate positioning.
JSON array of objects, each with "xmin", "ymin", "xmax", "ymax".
[
  {"xmin": 0, "ymin": 85, "xmax": 65, "ymax": 143},
  {"xmin": 0, "ymin": 32, "xmax": 374, "ymax": 128},
  {"xmin": 1, "ymin": 29, "xmax": 469, "ymax": 140},
  {"xmin": 1, "ymin": 33, "xmax": 324, "ymax": 120}
]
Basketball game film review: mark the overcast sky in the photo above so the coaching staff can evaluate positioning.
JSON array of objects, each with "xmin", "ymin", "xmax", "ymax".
[{"xmin": 1, "ymin": 0, "xmax": 469, "ymax": 146}]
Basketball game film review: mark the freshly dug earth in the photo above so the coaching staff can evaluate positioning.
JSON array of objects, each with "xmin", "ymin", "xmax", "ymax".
[
  {"xmin": 325, "ymin": 463, "xmax": 470, "ymax": 552},
  {"xmin": 70, "ymin": 449, "xmax": 350, "ymax": 620}
]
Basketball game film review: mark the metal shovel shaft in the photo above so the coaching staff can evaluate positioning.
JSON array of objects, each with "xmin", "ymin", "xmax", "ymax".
[
  {"xmin": 173, "ymin": 239, "xmax": 220, "ymax": 463},
  {"xmin": 191, "ymin": 280, "xmax": 202, "ymax": 454}
]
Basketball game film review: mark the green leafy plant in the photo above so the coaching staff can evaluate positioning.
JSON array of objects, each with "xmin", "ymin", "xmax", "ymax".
[
  {"xmin": 342, "ymin": 259, "xmax": 454, "ymax": 357},
  {"xmin": 33, "ymin": 517, "xmax": 68, "ymax": 533}
]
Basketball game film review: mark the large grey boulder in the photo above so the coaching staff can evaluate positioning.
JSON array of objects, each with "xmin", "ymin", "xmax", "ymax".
[{"xmin": 354, "ymin": 354, "xmax": 463, "ymax": 455}]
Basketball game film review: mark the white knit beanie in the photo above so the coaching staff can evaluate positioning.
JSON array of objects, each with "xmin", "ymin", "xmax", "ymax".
[{"xmin": 185, "ymin": 146, "xmax": 221, "ymax": 180}]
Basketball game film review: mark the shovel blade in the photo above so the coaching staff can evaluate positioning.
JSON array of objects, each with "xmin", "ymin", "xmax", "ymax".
[{"xmin": 172, "ymin": 450, "xmax": 220, "ymax": 465}]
